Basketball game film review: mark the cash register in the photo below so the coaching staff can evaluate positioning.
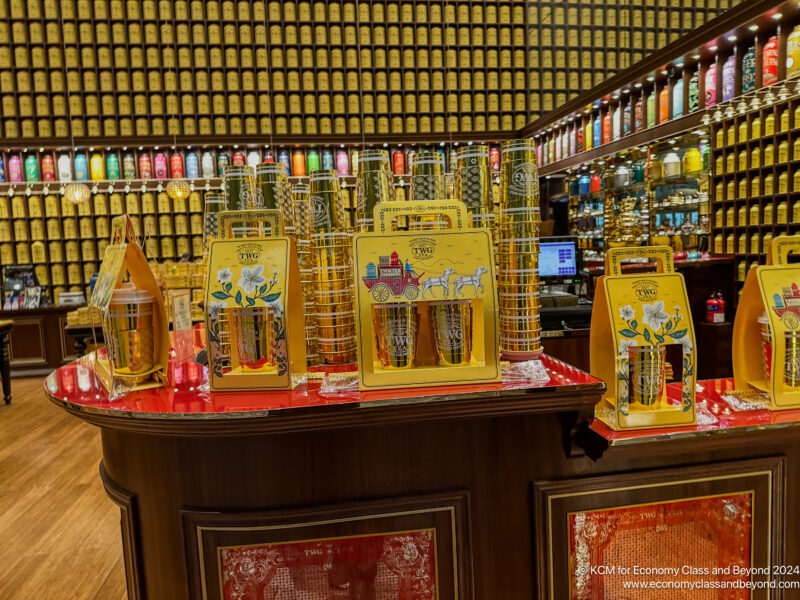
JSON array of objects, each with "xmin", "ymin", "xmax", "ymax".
[{"xmin": 538, "ymin": 237, "xmax": 592, "ymax": 330}]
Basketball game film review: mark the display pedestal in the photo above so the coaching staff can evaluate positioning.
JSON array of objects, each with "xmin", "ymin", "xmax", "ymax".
[{"xmin": 46, "ymin": 355, "xmax": 603, "ymax": 599}]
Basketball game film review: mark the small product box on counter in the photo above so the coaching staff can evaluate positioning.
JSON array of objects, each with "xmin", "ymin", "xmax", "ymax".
[
  {"xmin": 353, "ymin": 200, "xmax": 500, "ymax": 390},
  {"xmin": 90, "ymin": 215, "xmax": 169, "ymax": 395},
  {"xmin": 204, "ymin": 209, "xmax": 306, "ymax": 391},
  {"xmin": 591, "ymin": 246, "xmax": 697, "ymax": 430},
  {"xmin": 734, "ymin": 235, "xmax": 800, "ymax": 409}
]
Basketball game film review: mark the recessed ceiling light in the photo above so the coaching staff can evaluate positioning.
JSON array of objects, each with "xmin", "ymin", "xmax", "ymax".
[
  {"xmin": 634, "ymin": 82, "xmax": 643, "ymax": 88},
  {"xmin": 710, "ymin": 45, "xmax": 718, "ymax": 52},
  {"xmin": 692, "ymin": 54, "xmax": 701, "ymax": 60},
  {"xmin": 676, "ymin": 62, "xmax": 684, "ymax": 68},
  {"xmin": 773, "ymin": 12, "xmax": 783, "ymax": 20},
  {"xmin": 727, "ymin": 35, "xmax": 737, "ymax": 42},
  {"xmin": 584, "ymin": 109, "xmax": 590, "ymax": 114},
  {"xmin": 623, "ymin": 88, "xmax": 630, "ymax": 94},
  {"xmin": 748, "ymin": 24, "xmax": 759, "ymax": 31},
  {"xmin": 602, "ymin": 99, "xmax": 609, "ymax": 104},
  {"xmin": 612, "ymin": 94, "xmax": 619, "ymax": 100},
  {"xmin": 647, "ymin": 76, "xmax": 655, "ymax": 82},
  {"xmin": 661, "ymin": 69, "xmax": 668, "ymax": 75}
]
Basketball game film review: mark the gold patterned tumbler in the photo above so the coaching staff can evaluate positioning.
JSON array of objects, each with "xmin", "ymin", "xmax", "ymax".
[
  {"xmin": 104, "ymin": 287, "xmax": 155, "ymax": 375},
  {"xmin": 231, "ymin": 306, "xmax": 276, "ymax": 371},
  {"xmin": 372, "ymin": 303, "xmax": 419, "ymax": 369},
  {"xmin": 628, "ymin": 346, "xmax": 666, "ymax": 406},
  {"xmin": 309, "ymin": 170, "xmax": 349, "ymax": 234},
  {"xmin": 454, "ymin": 145, "xmax": 493, "ymax": 228},
  {"xmin": 256, "ymin": 163, "xmax": 293, "ymax": 235},
  {"xmin": 356, "ymin": 149, "xmax": 394, "ymax": 232},
  {"xmin": 223, "ymin": 165, "xmax": 261, "ymax": 211},
  {"xmin": 429, "ymin": 300, "xmax": 473, "ymax": 366}
]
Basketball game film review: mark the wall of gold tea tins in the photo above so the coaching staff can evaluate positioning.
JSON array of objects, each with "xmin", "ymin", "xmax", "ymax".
[
  {"xmin": 0, "ymin": 187, "xmax": 210, "ymax": 303},
  {"xmin": 709, "ymin": 94, "xmax": 800, "ymax": 278},
  {"xmin": 0, "ymin": 0, "xmax": 735, "ymax": 143}
]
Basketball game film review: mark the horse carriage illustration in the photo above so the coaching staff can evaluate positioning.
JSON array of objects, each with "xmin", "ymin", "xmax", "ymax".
[{"xmin": 363, "ymin": 251, "xmax": 424, "ymax": 302}]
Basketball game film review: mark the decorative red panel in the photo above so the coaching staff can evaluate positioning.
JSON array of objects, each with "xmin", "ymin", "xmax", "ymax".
[
  {"xmin": 219, "ymin": 529, "xmax": 437, "ymax": 600},
  {"xmin": 569, "ymin": 493, "xmax": 753, "ymax": 599}
]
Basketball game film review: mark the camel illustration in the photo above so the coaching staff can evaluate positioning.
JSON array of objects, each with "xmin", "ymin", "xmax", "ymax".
[
  {"xmin": 422, "ymin": 267, "xmax": 455, "ymax": 299},
  {"xmin": 453, "ymin": 266, "xmax": 488, "ymax": 297}
]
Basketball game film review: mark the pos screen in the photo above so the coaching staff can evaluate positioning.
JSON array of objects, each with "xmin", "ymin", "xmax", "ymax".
[{"xmin": 538, "ymin": 239, "xmax": 577, "ymax": 278}]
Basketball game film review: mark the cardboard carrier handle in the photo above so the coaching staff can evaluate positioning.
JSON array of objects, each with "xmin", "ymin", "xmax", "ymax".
[
  {"xmin": 374, "ymin": 200, "xmax": 469, "ymax": 233},
  {"xmin": 217, "ymin": 210, "xmax": 283, "ymax": 240},
  {"xmin": 605, "ymin": 246, "xmax": 675, "ymax": 276},
  {"xmin": 110, "ymin": 215, "xmax": 138, "ymax": 245},
  {"xmin": 767, "ymin": 235, "xmax": 800, "ymax": 266}
]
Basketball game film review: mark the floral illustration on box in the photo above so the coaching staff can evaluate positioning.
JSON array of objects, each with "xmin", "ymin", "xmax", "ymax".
[
  {"xmin": 207, "ymin": 266, "xmax": 288, "ymax": 377},
  {"xmin": 219, "ymin": 530, "xmax": 436, "ymax": 600},
  {"xmin": 615, "ymin": 301, "xmax": 694, "ymax": 414}
]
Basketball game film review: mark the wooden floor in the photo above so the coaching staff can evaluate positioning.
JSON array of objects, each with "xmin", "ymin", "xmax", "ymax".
[{"xmin": 0, "ymin": 377, "xmax": 126, "ymax": 599}]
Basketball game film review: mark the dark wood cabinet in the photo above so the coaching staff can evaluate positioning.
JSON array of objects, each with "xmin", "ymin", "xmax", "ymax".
[{"xmin": 1, "ymin": 306, "xmax": 76, "ymax": 376}]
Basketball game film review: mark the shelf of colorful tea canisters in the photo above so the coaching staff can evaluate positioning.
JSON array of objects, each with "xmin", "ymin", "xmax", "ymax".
[
  {"xmin": 648, "ymin": 172, "xmax": 708, "ymax": 187},
  {"xmin": 608, "ymin": 182, "xmax": 648, "ymax": 193},
  {"xmin": 0, "ymin": 179, "xmax": 223, "ymax": 195},
  {"xmin": 0, "ymin": 131, "xmax": 519, "ymax": 150}
]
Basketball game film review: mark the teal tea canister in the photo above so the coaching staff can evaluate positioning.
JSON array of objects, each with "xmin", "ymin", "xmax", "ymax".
[
  {"xmin": 24, "ymin": 155, "xmax": 39, "ymax": 182},
  {"xmin": 632, "ymin": 160, "xmax": 646, "ymax": 183},
  {"xmin": 741, "ymin": 45, "xmax": 756, "ymax": 94},
  {"xmin": 321, "ymin": 149, "xmax": 334, "ymax": 170},
  {"xmin": 106, "ymin": 153, "xmax": 120, "ymax": 179},
  {"xmin": 688, "ymin": 70, "xmax": 699, "ymax": 113}
]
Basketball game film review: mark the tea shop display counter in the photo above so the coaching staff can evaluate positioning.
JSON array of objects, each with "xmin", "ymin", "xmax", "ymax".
[{"xmin": 46, "ymin": 357, "xmax": 799, "ymax": 599}]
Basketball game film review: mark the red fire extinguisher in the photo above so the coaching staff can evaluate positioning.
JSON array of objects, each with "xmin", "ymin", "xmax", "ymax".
[{"xmin": 706, "ymin": 291, "xmax": 725, "ymax": 323}]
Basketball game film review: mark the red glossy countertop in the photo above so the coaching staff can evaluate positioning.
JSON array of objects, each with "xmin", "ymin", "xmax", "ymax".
[
  {"xmin": 591, "ymin": 377, "xmax": 800, "ymax": 446},
  {"xmin": 44, "ymin": 351, "xmax": 604, "ymax": 435}
]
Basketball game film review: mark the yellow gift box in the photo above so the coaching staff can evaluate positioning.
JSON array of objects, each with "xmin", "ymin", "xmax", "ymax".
[
  {"xmin": 734, "ymin": 235, "xmax": 800, "ymax": 409},
  {"xmin": 205, "ymin": 209, "xmax": 306, "ymax": 390},
  {"xmin": 90, "ymin": 215, "xmax": 169, "ymax": 394},
  {"xmin": 354, "ymin": 200, "xmax": 500, "ymax": 390},
  {"xmin": 591, "ymin": 246, "xmax": 697, "ymax": 430}
]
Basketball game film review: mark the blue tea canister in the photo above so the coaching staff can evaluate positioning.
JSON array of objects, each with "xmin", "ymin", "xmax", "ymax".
[
  {"xmin": 277, "ymin": 149, "xmax": 291, "ymax": 174},
  {"xmin": 186, "ymin": 152, "xmax": 199, "ymax": 178},
  {"xmin": 593, "ymin": 115, "xmax": 601, "ymax": 148},
  {"xmin": 106, "ymin": 154, "xmax": 120, "ymax": 179},
  {"xmin": 74, "ymin": 154, "xmax": 88, "ymax": 181},
  {"xmin": 0, "ymin": 155, "xmax": 5, "ymax": 182},
  {"xmin": 321, "ymin": 149, "xmax": 334, "ymax": 169},
  {"xmin": 578, "ymin": 174, "xmax": 590, "ymax": 196},
  {"xmin": 568, "ymin": 177, "xmax": 579, "ymax": 197},
  {"xmin": 623, "ymin": 103, "xmax": 631, "ymax": 135}
]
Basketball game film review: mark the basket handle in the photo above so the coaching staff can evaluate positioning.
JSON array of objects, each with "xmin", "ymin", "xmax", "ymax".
[
  {"xmin": 217, "ymin": 210, "xmax": 283, "ymax": 239},
  {"xmin": 605, "ymin": 246, "xmax": 675, "ymax": 276},
  {"xmin": 110, "ymin": 215, "xmax": 137, "ymax": 245},
  {"xmin": 767, "ymin": 235, "xmax": 800, "ymax": 266},
  {"xmin": 373, "ymin": 200, "xmax": 468, "ymax": 232}
]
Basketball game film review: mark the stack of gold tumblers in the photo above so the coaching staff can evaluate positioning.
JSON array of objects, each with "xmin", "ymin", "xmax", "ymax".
[
  {"xmin": 497, "ymin": 139, "xmax": 542, "ymax": 359},
  {"xmin": 355, "ymin": 149, "xmax": 394, "ymax": 233},
  {"xmin": 256, "ymin": 162, "xmax": 294, "ymax": 236},
  {"xmin": 223, "ymin": 165, "xmax": 260, "ymax": 211},
  {"xmin": 309, "ymin": 170, "xmax": 357, "ymax": 364},
  {"xmin": 454, "ymin": 145, "xmax": 495, "ymax": 232},
  {"xmin": 291, "ymin": 183, "xmax": 319, "ymax": 366}
]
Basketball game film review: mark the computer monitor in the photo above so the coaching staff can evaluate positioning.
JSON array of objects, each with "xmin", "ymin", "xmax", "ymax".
[{"xmin": 538, "ymin": 237, "xmax": 580, "ymax": 282}]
